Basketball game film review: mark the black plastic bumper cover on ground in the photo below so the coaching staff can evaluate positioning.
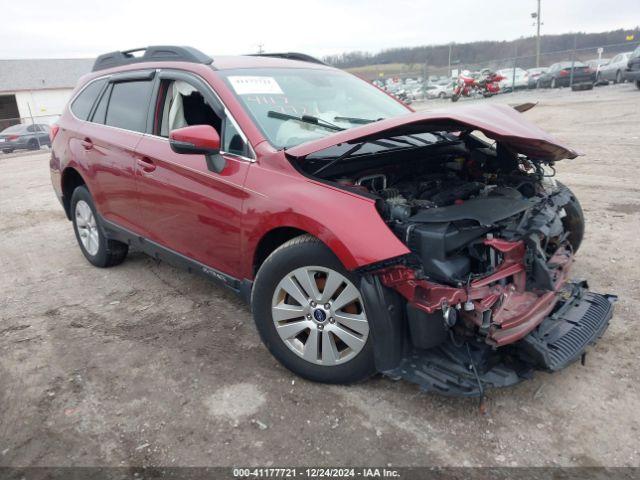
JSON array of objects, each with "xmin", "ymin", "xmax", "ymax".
[{"xmin": 383, "ymin": 283, "xmax": 616, "ymax": 397}]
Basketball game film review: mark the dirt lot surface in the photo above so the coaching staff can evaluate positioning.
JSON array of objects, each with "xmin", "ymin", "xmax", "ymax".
[{"xmin": 1, "ymin": 84, "xmax": 639, "ymax": 468}]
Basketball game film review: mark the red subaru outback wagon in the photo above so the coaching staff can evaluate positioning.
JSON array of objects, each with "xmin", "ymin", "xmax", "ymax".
[{"xmin": 50, "ymin": 46, "xmax": 615, "ymax": 396}]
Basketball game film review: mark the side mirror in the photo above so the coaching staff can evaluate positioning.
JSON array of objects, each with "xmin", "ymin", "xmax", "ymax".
[{"xmin": 169, "ymin": 125, "xmax": 226, "ymax": 173}]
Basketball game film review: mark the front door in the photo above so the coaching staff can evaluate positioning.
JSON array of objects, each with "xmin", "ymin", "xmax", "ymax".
[{"xmin": 134, "ymin": 71, "xmax": 252, "ymax": 278}]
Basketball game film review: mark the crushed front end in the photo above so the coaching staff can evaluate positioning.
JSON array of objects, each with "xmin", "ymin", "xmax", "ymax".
[
  {"xmin": 291, "ymin": 104, "xmax": 617, "ymax": 396},
  {"xmin": 361, "ymin": 159, "xmax": 616, "ymax": 396}
]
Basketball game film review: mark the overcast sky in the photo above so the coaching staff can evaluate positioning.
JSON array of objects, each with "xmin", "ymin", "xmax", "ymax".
[{"xmin": 2, "ymin": 0, "xmax": 638, "ymax": 59}]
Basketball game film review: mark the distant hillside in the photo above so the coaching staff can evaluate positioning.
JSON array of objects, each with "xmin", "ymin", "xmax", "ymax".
[{"xmin": 325, "ymin": 28, "xmax": 639, "ymax": 78}]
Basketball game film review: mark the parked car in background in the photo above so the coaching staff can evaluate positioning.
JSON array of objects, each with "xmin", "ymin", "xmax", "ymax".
[
  {"xmin": 586, "ymin": 58, "xmax": 610, "ymax": 85},
  {"xmin": 526, "ymin": 67, "xmax": 548, "ymax": 88},
  {"xmin": 385, "ymin": 85, "xmax": 412, "ymax": 105},
  {"xmin": 406, "ymin": 84, "xmax": 424, "ymax": 101},
  {"xmin": 496, "ymin": 68, "xmax": 528, "ymax": 91},
  {"xmin": 596, "ymin": 52, "xmax": 633, "ymax": 84},
  {"xmin": 424, "ymin": 83, "xmax": 453, "ymax": 99},
  {"xmin": 0, "ymin": 123, "xmax": 51, "ymax": 153},
  {"xmin": 537, "ymin": 61, "xmax": 595, "ymax": 90},
  {"xmin": 625, "ymin": 44, "xmax": 640, "ymax": 89}
]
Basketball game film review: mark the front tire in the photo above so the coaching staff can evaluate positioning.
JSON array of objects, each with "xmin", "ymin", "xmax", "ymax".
[
  {"xmin": 557, "ymin": 182, "xmax": 584, "ymax": 253},
  {"xmin": 71, "ymin": 186, "xmax": 128, "ymax": 268},
  {"xmin": 252, "ymin": 235, "xmax": 375, "ymax": 384}
]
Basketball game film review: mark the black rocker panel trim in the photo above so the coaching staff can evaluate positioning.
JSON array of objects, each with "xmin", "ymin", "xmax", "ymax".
[{"xmin": 99, "ymin": 217, "xmax": 252, "ymax": 303}]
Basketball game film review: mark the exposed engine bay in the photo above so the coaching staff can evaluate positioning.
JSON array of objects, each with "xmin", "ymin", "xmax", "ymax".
[
  {"xmin": 297, "ymin": 129, "xmax": 615, "ymax": 396},
  {"xmin": 327, "ymin": 135, "xmax": 579, "ymax": 293},
  {"xmin": 353, "ymin": 157, "xmax": 574, "ymax": 287}
]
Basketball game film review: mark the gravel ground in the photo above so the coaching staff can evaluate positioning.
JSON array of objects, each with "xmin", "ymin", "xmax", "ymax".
[{"xmin": 1, "ymin": 83, "xmax": 639, "ymax": 468}]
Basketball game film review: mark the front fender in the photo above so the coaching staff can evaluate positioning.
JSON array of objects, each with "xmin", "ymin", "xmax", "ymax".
[{"xmin": 241, "ymin": 162, "xmax": 410, "ymax": 279}]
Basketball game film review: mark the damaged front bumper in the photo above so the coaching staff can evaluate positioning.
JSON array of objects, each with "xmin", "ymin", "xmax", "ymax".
[
  {"xmin": 360, "ymin": 232, "xmax": 616, "ymax": 397},
  {"xmin": 377, "ymin": 236, "xmax": 574, "ymax": 348},
  {"xmin": 364, "ymin": 279, "xmax": 616, "ymax": 397}
]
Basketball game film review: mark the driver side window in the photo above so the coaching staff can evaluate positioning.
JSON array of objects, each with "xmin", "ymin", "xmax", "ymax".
[
  {"xmin": 154, "ymin": 78, "xmax": 249, "ymax": 157},
  {"xmin": 155, "ymin": 79, "xmax": 222, "ymax": 138}
]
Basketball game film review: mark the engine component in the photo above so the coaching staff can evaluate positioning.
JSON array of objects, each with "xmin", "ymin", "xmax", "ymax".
[
  {"xmin": 423, "ymin": 181, "xmax": 483, "ymax": 206},
  {"xmin": 356, "ymin": 173, "xmax": 387, "ymax": 192},
  {"xmin": 398, "ymin": 221, "xmax": 486, "ymax": 282},
  {"xmin": 406, "ymin": 304, "xmax": 448, "ymax": 350}
]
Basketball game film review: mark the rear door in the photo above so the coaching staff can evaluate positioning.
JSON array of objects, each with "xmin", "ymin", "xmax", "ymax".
[
  {"xmin": 133, "ymin": 70, "xmax": 252, "ymax": 277},
  {"xmin": 81, "ymin": 71, "xmax": 155, "ymax": 232}
]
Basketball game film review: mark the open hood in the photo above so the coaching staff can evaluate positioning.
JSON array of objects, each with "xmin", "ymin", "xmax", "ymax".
[{"xmin": 285, "ymin": 104, "xmax": 579, "ymax": 162}]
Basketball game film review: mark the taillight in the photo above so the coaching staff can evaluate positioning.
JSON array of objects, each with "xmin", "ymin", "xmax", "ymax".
[
  {"xmin": 559, "ymin": 70, "xmax": 569, "ymax": 76},
  {"xmin": 585, "ymin": 67, "xmax": 593, "ymax": 74},
  {"xmin": 49, "ymin": 124, "xmax": 59, "ymax": 142},
  {"xmin": 7, "ymin": 135, "xmax": 19, "ymax": 141}
]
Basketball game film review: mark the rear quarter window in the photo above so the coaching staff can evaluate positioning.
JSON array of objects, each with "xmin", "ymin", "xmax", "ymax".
[
  {"xmin": 71, "ymin": 79, "xmax": 107, "ymax": 120},
  {"xmin": 104, "ymin": 81, "xmax": 153, "ymax": 133}
]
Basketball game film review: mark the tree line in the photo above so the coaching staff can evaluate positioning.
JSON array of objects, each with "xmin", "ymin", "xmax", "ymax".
[{"xmin": 323, "ymin": 28, "xmax": 639, "ymax": 69}]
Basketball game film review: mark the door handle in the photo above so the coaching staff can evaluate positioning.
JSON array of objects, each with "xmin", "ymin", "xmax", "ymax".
[
  {"xmin": 81, "ymin": 137, "xmax": 93, "ymax": 150},
  {"xmin": 137, "ymin": 156, "xmax": 156, "ymax": 173}
]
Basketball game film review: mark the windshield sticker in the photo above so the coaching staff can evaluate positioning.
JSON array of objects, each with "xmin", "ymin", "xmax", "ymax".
[{"xmin": 228, "ymin": 76, "xmax": 284, "ymax": 95}]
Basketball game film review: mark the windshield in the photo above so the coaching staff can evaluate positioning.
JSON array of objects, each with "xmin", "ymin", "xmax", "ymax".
[{"xmin": 220, "ymin": 68, "xmax": 409, "ymax": 149}]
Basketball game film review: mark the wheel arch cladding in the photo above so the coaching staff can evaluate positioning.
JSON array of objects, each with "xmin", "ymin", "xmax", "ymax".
[
  {"xmin": 253, "ymin": 226, "xmax": 309, "ymax": 275},
  {"xmin": 61, "ymin": 167, "xmax": 87, "ymax": 220}
]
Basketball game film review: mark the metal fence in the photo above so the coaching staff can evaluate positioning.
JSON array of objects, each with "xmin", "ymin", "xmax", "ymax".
[
  {"xmin": 366, "ymin": 40, "xmax": 639, "ymax": 99},
  {"xmin": 453, "ymin": 42, "xmax": 637, "ymax": 86},
  {"xmin": 0, "ymin": 114, "xmax": 60, "ymax": 132}
]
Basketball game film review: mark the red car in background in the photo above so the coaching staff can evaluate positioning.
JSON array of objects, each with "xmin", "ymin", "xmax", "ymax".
[{"xmin": 50, "ymin": 46, "xmax": 615, "ymax": 397}]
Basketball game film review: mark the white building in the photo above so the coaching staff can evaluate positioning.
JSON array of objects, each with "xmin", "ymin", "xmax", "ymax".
[{"xmin": 0, "ymin": 58, "xmax": 93, "ymax": 129}]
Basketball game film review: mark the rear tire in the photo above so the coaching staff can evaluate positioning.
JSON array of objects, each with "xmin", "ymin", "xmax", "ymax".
[
  {"xmin": 2, "ymin": 148, "xmax": 13, "ymax": 154},
  {"xmin": 71, "ymin": 186, "xmax": 128, "ymax": 268},
  {"xmin": 636, "ymin": 80, "xmax": 640, "ymax": 90},
  {"xmin": 252, "ymin": 235, "xmax": 376, "ymax": 384}
]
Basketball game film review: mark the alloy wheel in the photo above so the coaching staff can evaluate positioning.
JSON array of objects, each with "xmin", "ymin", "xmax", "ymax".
[
  {"xmin": 75, "ymin": 200, "xmax": 100, "ymax": 256},
  {"xmin": 271, "ymin": 266, "xmax": 369, "ymax": 366}
]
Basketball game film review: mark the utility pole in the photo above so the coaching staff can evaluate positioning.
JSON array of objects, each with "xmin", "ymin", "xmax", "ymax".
[
  {"xmin": 257, "ymin": 43, "xmax": 264, "ymax": 54},
  {"xmin": 448, "ymin": 43, "xmax": 453, "ymax": 79},
  {"xmin": 532, "ymin": 0, "xmax": 542, "ymax": 67}
]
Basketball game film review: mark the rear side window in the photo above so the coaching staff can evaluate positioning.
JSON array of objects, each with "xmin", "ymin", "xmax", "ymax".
[
  {"xmin": 105, "ymin": 81, "xmax": 153, "ymax": 133},
  {"xmin": 71, "ymin": 79, "xmax": 107, "ymax": 120},
  {"xmin": 91, "ymin": 84, "xmax": 112, "ymax": 125}
]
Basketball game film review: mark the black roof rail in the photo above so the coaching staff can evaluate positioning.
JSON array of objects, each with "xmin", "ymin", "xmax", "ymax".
[
  {"xmin": 249, "ymin": 52, "xmax": 327, "ymax": 65},
  {"xmin": 92, "ymin": 46, "xmax": 213, "ymax": 72}
]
